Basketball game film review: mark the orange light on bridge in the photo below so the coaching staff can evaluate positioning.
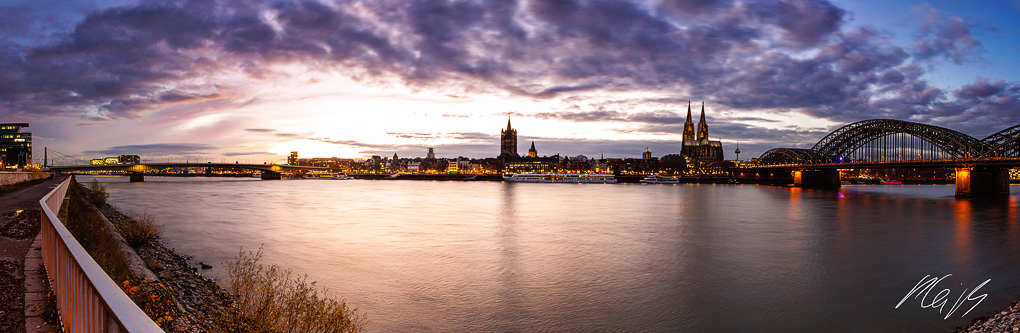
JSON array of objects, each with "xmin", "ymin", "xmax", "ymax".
[{"xmin": 956, "ymin": 168, "xmax": 971, "ymax": 184}]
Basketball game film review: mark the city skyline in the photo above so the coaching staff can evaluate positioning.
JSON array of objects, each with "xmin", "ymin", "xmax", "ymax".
[{"xmin": 1, "ymin": 0, "xmax": 1019, "ymax": 162}]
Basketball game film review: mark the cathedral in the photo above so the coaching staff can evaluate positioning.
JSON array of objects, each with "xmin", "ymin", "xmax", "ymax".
[{"xmin": 681, "ymin": 101, "xmax": 724, "ymax": 162}]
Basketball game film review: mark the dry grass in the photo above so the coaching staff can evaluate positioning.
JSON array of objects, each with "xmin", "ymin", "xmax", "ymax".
[
  {"xmin": 66, "ymin": 179, "xmax": 133, "ymax": 282},
  {"xmin": 118, "ymin": 213, "xmax": 164, "ymax": 247},
  {"xmin": 222, "ymin": 247, "xmax": 367, "ymax": 333}
]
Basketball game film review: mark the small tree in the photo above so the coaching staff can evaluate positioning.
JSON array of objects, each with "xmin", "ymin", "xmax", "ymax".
[{"xmin": 87, "ymin": 179, "xmax": 109, "ymax": 206}]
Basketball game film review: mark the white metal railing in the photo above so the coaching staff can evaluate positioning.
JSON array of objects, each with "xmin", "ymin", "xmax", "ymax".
[{"xmin": 39, "ymin": 176, "xmax": 163, "ymax": 332}]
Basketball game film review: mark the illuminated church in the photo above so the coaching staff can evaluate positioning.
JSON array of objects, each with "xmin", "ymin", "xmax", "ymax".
[
  {"xmin": 681, "ymin": 101, "xmax": 724, "ymax": 162},
  {"xmin": 500, "ymin": 117, "xmax": 518, "ymax": 158}
]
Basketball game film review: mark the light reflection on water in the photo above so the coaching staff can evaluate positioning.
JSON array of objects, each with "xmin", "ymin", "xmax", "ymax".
[{"xmin": 83, "ymin": 176, "xmax": 1020, "ymax": 332}]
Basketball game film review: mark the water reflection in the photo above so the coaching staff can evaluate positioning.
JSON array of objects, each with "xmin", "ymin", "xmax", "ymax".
[
  {"xmin": 495, "ymin": 183, "xmax": 524, "ymax": 329},
  {"xmin": 87, "ymin": 177, "xmax": 1020, "ymax": 332}
]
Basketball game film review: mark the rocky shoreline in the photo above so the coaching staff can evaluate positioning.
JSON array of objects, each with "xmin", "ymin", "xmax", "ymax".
[
  {"xmin": 958, "ymin": 299, "xmax": 1020, "ymax": 332},
  {"xmin": 97, "ymin": 204, "xmax": 234, "ymax": 332}
]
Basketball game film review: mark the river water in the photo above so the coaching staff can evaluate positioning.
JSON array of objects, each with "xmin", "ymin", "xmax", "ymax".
[{"xmin": 82, "ymin": 176, "xmax": 1020, "ymax": 332}]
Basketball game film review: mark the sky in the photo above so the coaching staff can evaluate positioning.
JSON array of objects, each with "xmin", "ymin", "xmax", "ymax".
[{"xmin": 1, "ymin": 0, "xmax": 1019, "ymax": 163}]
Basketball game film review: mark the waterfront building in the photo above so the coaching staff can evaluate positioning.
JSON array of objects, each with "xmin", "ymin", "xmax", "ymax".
[
  {"xmin": 288, "ymin": 151, "xmax": 299, "ymax": 165},
  {"xmin": 607, "ymin": 158, "xmax": 659, "ymax": 175},
  {"xmin": 119, "ymin": 155, "xmax": 140, "ymax": 164},
  {"xmin": 505, "ymin": 156, "xmax": 559, "ymax": 174},
  {"xmin": 528, "ymin": 141, "xmax": 538, "ymax": 158},
  {"xmin": 447, "ymin": 157, "xmax": 460, "ymax": 173},
  {"xmin": 680, "ymin": 102, "xmax": 724, "ymax": 163},
  {"xmin": 659, "ymin": 154, "xmax": 690, "ymax": 175},
  {"xmin": 1, "ymin": 123, "xmax": 31, "ymax": 169},
  {"xmin": 427, "ymin": 147, "xmax": 436, "ymax": 159},
  {"xmin": 643, "ymin": 148, "xmax": 652, "ymax": 160},
  {"xmin": 500, "ymin": 118, "xmax": 518, "ymax": 158}
]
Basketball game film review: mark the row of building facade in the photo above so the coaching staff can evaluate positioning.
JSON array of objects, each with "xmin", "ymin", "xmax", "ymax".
[{"xmin": 289, "ymin": 102, "xmax": 731, "ymax": 175}]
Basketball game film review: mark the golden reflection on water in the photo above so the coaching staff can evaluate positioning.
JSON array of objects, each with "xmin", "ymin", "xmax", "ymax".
[
  {"xmin": 952, "ymin": 198, "xmax": 975, "ymax": 271},
  {"xmin": 786, "ymin": 186, "xmax": 802, "ymax": 221}
]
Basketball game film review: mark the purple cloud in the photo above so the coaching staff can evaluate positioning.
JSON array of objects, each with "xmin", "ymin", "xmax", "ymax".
[
  {"xmin": 913, "ymin": 6, "xmax": 983, "ymax": 64},
  {"xmin": 0, "ymin": 0, "xmax": 1014, "ymax": 148}
]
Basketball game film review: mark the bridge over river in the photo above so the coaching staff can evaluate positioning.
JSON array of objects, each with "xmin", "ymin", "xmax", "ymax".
[
  {"xmin": 749, "ymin": 119, "xmax": 1020, "ymax": 197},
  {"xmin": 49, "ymin": 163, "xmax": 326, "ymax": 181}
]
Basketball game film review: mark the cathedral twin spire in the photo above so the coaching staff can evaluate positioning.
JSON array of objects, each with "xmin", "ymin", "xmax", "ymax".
[{"xmin": 682, "ymin": 101, "xmax": 710, "ymax": 141}]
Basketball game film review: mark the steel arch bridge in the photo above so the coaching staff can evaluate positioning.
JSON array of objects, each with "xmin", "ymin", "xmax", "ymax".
[
  {"xmin": 756, "ymin": 119, "xmax": 1020, "ymax": 166},
  {"xmin": 979, "ymin": 124, "xmax": 1020, "ymax": 158},
  {"xmin": 757, "ymin": 148, "xmax": 818, "ymax": 165}
]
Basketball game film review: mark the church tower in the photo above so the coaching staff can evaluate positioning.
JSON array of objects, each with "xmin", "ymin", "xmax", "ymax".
[
  {"xmin": 500, "ymin": 117, "xmax": 518, "ymax": 157},
  {"xmin": 682, "ymin": 101, "xmax": 695, "ymax": 141},
  {"xmin": 696, "ymin": 102, "xmax": 709, "ymax": 141},
  {"xmin": 528, "ymin": 141, "xmax": 537, "ymax": 157}
]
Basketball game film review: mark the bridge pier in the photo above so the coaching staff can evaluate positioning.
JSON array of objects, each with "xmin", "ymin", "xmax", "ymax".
[
  {"xmin": 128, "ymin": 172, "xmax": 144, "ymax": 182},
  {"xmin": 955, "ymin": 167, "xmax": 1009, "ymax": 197},
  {"xmin": 794, "ymin": 169, "xmax": 840, "ymax": 189},
  {"xmin": 260, "ymin": 170, "xmax": 282, "ymax": 180}
]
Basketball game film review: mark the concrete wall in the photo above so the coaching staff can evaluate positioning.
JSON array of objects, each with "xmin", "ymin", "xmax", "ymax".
[{"xmin": 0, "ymin": 171, "xmax": 51, "ymax": 187}]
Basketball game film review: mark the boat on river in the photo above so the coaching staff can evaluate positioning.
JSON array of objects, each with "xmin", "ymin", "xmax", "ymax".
[
  {"xmin": 640, "ymin": 176, "xmax": 680, "ymax": 184},
  {"xmin": 503, "ymin": 173, "xmax": 617, "ymax": 183}
]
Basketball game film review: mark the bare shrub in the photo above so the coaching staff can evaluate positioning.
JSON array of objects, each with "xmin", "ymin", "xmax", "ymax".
[
  {"xmin": 223, "ymin": 247, "xmax": 366, "ymax": 333},
  {"xmin": 119, "ymin": 213, "xmax": 164, "ymax": 247},
  {"xmin": 86, "ymin": 179, "xmax": 109, "ymax": 206}
]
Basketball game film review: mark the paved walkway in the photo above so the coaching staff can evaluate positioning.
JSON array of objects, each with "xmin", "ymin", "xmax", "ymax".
[
  {"xmin": 23, "ymin": 234, "xmax": 58, "ymax": 332},
  {"xmin": 0, "ymin": 177, "xmax": 65, "ymax": 332}
]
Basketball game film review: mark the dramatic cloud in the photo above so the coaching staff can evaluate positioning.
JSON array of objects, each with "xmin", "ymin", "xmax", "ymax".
[
  {"xmin": 912, "ymin": 6, "xmax": 983, "ymax": 64},
  {"xmin": 84, "ymin": 143, "xmax": 216, "ymax": 156},
  {"xmin": 513, "ymin": 109, "xmax": 686, "ymax": 124},
  {"xmin": 0, "ymin": 0, "xmax": 1017, "ymax": 159}
]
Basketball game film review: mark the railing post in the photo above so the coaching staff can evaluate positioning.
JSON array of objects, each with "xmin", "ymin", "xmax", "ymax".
[{"xmin": 38, "ymin": 177, "xmax": 163, "ymax": 332}]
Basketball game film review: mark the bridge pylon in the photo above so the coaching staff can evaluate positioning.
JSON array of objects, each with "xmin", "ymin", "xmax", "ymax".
[
  {"xmin": 261, "ymin": 170, "xmax": 282, "ymax": 180},
  {"xmin": 793, "ymin": 169, "xmax": 840, "ymax": 189},
  {"xmin": 955, "ymin": 166, "xmax": 1009, "ymax": 197}
]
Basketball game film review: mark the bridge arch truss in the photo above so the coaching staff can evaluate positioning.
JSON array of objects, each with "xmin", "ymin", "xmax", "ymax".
[
  {"xmin": 757, "ymin": 148, "xmax": 819, "ymax": 166},
  {"xmin": 979, "ymin": 124, "xmax": 1020, "ymax": 158}
]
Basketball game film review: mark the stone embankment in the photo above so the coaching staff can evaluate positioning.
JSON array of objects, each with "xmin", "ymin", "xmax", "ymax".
[{"xmin": 96, "ymin": 204, "xmax": 234, "ymax": 332}]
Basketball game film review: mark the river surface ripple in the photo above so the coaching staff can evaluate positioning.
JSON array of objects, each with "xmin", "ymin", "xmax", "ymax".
[{"xmin": 85, "ymin": 176, "xmax": 1020, "ymax": 332}]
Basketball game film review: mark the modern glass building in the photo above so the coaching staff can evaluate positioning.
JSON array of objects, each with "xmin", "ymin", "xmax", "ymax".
[
  {"xmin": 0, "ymin": 122, "xmax": 31, "ymax": 169},
  {"xmin": 0, "ymin": 123, "xmax": 32, "ymax": 169}
]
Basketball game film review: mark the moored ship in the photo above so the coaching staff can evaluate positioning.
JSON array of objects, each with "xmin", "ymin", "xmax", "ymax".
[
  {"xmin": 503, "ymin": 173, "xmax": 617, "ymax": 183},
  {"xmin": 640, "ymin": 176, "xmax": 680, "ymax": 184}
]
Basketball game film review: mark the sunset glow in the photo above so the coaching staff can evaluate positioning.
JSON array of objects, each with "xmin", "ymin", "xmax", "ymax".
[{"xmin": 1, "ymin": 0, "xmax": 1017, "ymax": 163}]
